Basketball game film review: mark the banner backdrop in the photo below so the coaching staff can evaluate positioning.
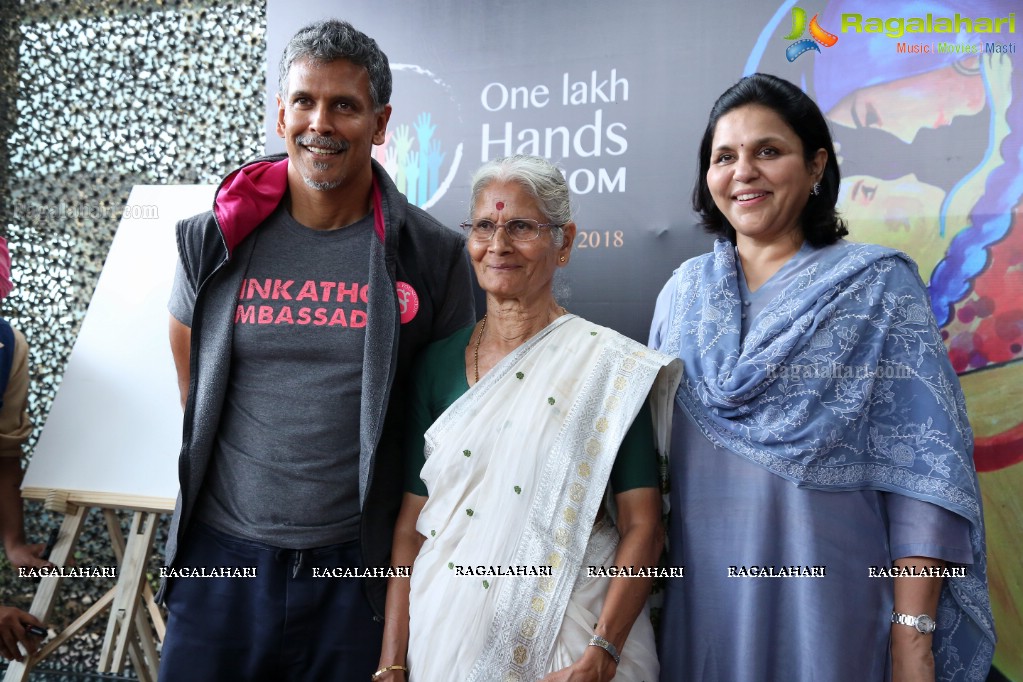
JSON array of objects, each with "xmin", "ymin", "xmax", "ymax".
[
  {"xmin": 265, "ymin": 1, "xmax": 1021, "ymax": 676},
  {"xmin": 263, "ymin": 1, "xmax": 744, "ymax": 342}
]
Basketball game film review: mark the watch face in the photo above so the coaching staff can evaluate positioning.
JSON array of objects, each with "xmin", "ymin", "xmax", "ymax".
[{"xmin": 915, "ymin": 614, "xmax": 936, "ymax": 633}]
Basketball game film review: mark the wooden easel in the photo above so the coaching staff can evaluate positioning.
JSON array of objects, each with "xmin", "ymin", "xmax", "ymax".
[
  {"xmin": 4, "ymin": 488, "xmax": 173, "ymax": 682},
  {"xmin": 2, "ymin": 185, "xmax": 215, "ymax": 681}
]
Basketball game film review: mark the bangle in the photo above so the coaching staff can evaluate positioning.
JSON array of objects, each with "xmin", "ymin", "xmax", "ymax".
[
  {"xmin": 371, "ymin": 664, "xmax": 408, "ymax": 680},
  {"xmin": 588, "ymin": 635, "xmax": 621, "ymax": 665}
]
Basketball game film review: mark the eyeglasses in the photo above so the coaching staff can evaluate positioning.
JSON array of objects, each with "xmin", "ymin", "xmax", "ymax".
[{"xmin": 459, "ymin": 219, "xmax": 564, "ymax": 242}]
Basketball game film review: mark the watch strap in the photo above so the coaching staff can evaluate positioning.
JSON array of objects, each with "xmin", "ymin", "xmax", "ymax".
[
  {"xmin": 588, "ymin": 635, "xmax": 621, "ymax": 665},
  {"xmin": 891, "ymin": 611, "xmax": 936, "ymax": 634}
]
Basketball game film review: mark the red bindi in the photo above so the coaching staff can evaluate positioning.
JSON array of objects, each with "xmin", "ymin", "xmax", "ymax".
[{"xmin": 496, "ymin": 201, "xmax": 505, "ymax": 210}]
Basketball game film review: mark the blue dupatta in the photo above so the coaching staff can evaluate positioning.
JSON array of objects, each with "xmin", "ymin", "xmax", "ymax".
[{"xmin": 660, "ymin": 239, "xmax": 995, "ymax": 681}]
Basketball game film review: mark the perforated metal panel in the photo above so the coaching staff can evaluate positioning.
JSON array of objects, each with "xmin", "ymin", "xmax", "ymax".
[{"xmin": 0, "ymin": 2, "xmax": 265, "ymax": 673}]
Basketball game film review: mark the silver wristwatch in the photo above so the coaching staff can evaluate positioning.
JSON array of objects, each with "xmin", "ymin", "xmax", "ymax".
[{"xmin": 891, "ymin": 611, "xmax": 936, "ymax": 634}]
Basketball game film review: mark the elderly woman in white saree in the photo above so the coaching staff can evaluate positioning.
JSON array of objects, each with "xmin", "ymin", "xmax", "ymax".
[{"xmin": 374, "ymin": 155, "xmax": 682, "ymax": 682}]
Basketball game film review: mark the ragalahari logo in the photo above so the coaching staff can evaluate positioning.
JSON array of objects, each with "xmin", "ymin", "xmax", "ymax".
[{"xmin": 782, "ymin": 7, "xmax": 839, "ymax": 61}]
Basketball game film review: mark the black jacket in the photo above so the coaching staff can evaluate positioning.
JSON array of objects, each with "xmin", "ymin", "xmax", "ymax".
[{"xmin": 164, "ymin": 154, "xmax": 475, "ymax": 614}]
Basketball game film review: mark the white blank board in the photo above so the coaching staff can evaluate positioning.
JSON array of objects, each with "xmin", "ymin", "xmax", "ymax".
[{"xmin": 23, "ymin": 185, "xmax": 215, "ymax": 509}]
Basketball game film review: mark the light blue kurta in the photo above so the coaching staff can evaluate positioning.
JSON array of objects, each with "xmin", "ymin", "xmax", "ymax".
[{"xmin": 652, "ymin": 243, "xmax": 972, "ymax": 681}]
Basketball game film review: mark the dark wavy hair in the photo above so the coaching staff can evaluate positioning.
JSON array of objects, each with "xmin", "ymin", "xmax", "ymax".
[{"xmin": 693, "ymin": 73, "xmax": 847, "ymax": 246}]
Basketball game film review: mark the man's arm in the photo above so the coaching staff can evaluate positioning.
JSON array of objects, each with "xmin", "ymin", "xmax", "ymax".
[
  {"xmin": 0, "ymin": 330, "xmax": 48, "ymax": 570},
  {"xmin": 0, "ymin": 458, "xmax": 47, "ymax": 570},
  {"xmin": 169, "ymin": 316, "xmax": 192, "ymax": 409},
  {"xmin": 167, "ymin": 220, "xmax": 199, "ymax": 409}
]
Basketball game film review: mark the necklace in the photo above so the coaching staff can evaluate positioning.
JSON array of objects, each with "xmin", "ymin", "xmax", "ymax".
[
  {"xmin": 472, "ymin": 307, "xmax": 568, "ymax": 384},
  {"xmin": 473, "ymin": 313, "xmax": 488, "ymax": 384}
]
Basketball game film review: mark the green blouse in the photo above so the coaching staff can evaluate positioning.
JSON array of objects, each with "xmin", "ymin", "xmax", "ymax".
[{"xmin": 404, "ymin": 324, "xmax": 658, "ymax": 496}]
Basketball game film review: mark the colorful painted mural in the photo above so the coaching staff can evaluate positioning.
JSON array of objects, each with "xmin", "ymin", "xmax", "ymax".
[{"xmin": 749, "ymin": 1, "xmax": 1022, "ymax": 676}]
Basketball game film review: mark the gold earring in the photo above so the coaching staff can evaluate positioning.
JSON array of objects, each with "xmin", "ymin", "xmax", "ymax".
[{"xmin": 559, "ymin": 255, "xmax": 567, "ymax": 262}]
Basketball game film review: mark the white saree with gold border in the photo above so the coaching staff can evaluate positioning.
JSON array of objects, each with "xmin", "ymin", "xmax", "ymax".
[{"xmin": 407, "ymin": 315, "xmax": 682, "ymax": 681}]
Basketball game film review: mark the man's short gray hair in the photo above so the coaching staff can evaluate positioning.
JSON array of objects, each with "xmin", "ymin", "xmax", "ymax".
[
  {"xmin": 278, "ymin": 19, "xmax": 391, "ymax": 110},
  {"xmin": 470, "ymin": 155, "xmax": 573, "ymax": 246}
]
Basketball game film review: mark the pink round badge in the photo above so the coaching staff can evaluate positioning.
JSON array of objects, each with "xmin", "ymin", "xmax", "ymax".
[{"xmin": 396, "ymin": 281, "xmax": 420, "ymax": 324}]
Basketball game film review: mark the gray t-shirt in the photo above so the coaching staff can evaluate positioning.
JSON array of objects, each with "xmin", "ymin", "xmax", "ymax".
[{"xmin": 169, "ymin": 204, "xmax": 373, "ymax": 548}]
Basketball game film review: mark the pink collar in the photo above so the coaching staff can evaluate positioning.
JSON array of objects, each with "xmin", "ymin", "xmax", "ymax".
[{"xmin": 215, "ymin": 158, "xmax": 387, "ymax": 254}]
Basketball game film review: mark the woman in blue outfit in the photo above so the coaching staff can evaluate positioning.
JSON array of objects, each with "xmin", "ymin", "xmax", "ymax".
[{"xmin": 649, "ymin": 74, "xmax": 995, "ymax": 681}]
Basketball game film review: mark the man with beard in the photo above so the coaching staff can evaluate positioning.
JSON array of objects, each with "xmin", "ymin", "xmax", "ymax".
[{"xmin": 160, "ymin": 19, "xmax": 474, "ymax": 681}]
